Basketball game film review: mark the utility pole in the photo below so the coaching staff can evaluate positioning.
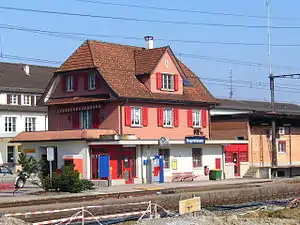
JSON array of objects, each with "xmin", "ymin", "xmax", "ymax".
[
  {"xmin": 229, "ymin": 69, "xmax": 233, "ymax": 99},
  {"xmin": 266, "ymin": 0, "xmax": 277, "ymax": 167}
]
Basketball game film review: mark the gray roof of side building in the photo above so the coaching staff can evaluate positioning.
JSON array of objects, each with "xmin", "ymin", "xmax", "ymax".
[
  {"xmin": 0, "ymin": 105, "xmax": 47, "ymax": 113},
  {"xmin": 0, "ymin": 62, "xmax": 56, "ymax": 94},
  {"xmin": 215, "ymin": 98, "xmax": 300, "ymax": 116}
]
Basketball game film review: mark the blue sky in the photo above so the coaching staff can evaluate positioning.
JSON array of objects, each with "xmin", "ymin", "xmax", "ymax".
[{"xmin": 1, "ymin": 0, "xmax": 300, "ymax": 103}]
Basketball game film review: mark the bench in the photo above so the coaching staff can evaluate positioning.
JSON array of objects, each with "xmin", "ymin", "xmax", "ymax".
[{"xmin": 172, "ymin": 172, "xmax": 197, "ymax": 182}]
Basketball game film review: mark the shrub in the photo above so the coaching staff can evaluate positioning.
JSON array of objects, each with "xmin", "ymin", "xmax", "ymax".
[{"xmin": 39, "ymin": 165, "xmax": 94, "ymax": 193}]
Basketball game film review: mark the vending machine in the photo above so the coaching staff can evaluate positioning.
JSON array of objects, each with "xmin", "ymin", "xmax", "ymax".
[{"xmin": 145, "ymin": 155, "xmax": 164, "ymax": 183}]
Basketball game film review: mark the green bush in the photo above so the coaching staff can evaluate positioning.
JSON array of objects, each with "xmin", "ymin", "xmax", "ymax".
[{"xmin": 39, "ymin": 165, "xmax": 94, "ymax": 193}]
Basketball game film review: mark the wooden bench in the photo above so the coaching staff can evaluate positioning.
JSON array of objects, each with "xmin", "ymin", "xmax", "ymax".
[{"xmin": 172, "ymin": 172, "xmax": 197, "ymax": 182}]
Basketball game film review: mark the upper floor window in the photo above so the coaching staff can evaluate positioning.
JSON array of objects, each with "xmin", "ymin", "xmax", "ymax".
[
  {"xmin": 162, "ymin": 73, "xmax": 174, "ymax": 90},
  {"xmin": 10, "ymin": 95, "xmax": 18, "ymax": 105},
  {"xmin": 23, "ymin": 95, "xmax": 31, "ymax": 105},
  {"xmin": 163, "ymin": 108, "xmax": 173, "ymax": 127},
  {"xmin": 193, "ymin": 110, "xmax": 202, "ymax": 127},
  {"xmin": 25, "ymin": 117, "xmax": 36, "ymax": 132},
  {"xmin": 5, "ymin": 117, "xmax": 16, "ymax": 132},
  {"xmin": 80, "ymin": 110, "xmax": 92, "ymax": 129},
  {"xmin": 66, "ymin": 76, "xmax": 74, "ymax": 92},
  {"xmin": 131, "ymin": 107, "xmax": 141, "ymax": 126},
  {"xmin": 88, "ymin": 73, "xmax": 96, "ymax": 90},
  {"xmin": 278, "ymin": 140, "xmax": 286, "ymax": 153}
]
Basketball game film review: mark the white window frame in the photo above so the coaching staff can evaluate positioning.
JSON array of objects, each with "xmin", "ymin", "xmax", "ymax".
[
  {"xmin": 9, "ymin": 95, "xmax": 18, "ymax": 105},
  {"xmin": 66, "ymin": 76, "xmax": 74, "ymax": 92},
  {"xmin": 192, "ymin": 110, "xmax": 202, "ymax": 128},
  {"xmin": 5, "ymin": 117, "xmax": 16, "ymax": 132},
  {"xmin": 88, "ymin": 73, "xmax": 96, "ymax": 90},
  {"xmin": 278, "ymin": 140, "xmax": 286, "ymax": 153},
  {"xmin": 163, "ymin": 108, "xmax": 173, "ymax": 127},
  {"xmin": 162, "ymin": 73, "xmax": 174, "ymax": 91},
  {"xmin": 131, "ymin": 107, "xmax": 142, "ymax": 126},
  {"xmin": 23, "ymin": 95, "xmax": 31, "ymax": 105},
  {"xmin": 25, "ymin": 117, "xmax": 36, "ymax": 132},
  {"xmin": 80, "ymin": 110, "xmax": 92, "ymax": 129}
]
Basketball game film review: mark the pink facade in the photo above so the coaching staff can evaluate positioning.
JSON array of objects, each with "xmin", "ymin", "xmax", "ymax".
[{"xmin": 122, "ymin": 103, "xmax": 209, "ymax": 139}]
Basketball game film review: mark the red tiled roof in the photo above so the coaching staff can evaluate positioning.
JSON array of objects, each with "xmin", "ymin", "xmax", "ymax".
[
  {"xmin": 55, "ymin": 40, "xmax": 217, "ymax": 104},
  {"xmin": 12, "ymin": 129, "xmax": 117, "ymax": 142},
  {"xmin": 47, "ymin": 97, "xmax": 108, "ymax": 105}
]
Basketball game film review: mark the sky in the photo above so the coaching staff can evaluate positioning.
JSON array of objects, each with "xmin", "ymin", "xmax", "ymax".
[{"xmin": 1, "ymin": 0, "xmax": 300, "ymax": 103}]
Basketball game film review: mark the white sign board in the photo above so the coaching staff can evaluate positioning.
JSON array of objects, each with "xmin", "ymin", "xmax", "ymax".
[
  {"xmin": 179, "ymin": 197, "xmax": 201, "ymax": 215},
  {"xmin": 47, "ymin": 147, "xmax": 54, "ymax": 161}
]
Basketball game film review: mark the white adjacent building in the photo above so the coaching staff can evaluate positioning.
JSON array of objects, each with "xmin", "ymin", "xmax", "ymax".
[{"xmin": 0, "ymin": 62, "xmax": 55, "ymax": 170}]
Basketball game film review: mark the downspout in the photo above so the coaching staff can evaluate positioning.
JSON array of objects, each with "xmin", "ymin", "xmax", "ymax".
[
  {"xmin": 289, "ymin": 126, "xmax": 292, "ymax": 178},
  {"xmin": 222, "ymin": 145, "xmax": 225, "ymax": 179},
  {"xmin": 119, "ymin": 99, "xmax": 128, "ymax": 135}
]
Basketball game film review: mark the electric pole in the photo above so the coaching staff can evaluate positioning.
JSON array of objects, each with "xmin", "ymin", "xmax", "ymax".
[{"xmin": 229, "ymin": 69, "xmax": 233, "ymax": 99}]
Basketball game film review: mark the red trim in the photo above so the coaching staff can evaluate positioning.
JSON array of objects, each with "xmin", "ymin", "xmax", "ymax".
[
  {"xmin": 124, "ymin": 106, "xmax": 131, "ymax": 126},
  {"xmin": 156, "ymin": 72, "xmax": 162, "ymax": 90},
  {"xmin": 174, "ymin": 74, "xmax": 179, "ymax": 91},
  {"xmin": 187, "ymin": 109, "xmax": 193, "ymax": 127},
  {"xmin": 173, "ymin": 108, "xmax": 179, "ymax": 127},
  {"xmin": 73, "ymin": 75, "xmax": 78, "ymax": 91},
  {"xmin": 202, "ymin": 110, "xmax": 207, "ymax": 128},
  {"xmin": 142, "ymin": 107, "xmax": 148, "ymax": 127},
  {"xmin": 72, "ymin": 112, "xmax": 80, "ymax": 129},
  {"xmin": 157, "ymin": 108, "xmax": 164, "ymax": 127}
]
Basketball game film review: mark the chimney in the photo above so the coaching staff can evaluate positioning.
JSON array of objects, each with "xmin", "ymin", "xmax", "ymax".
[
  {"xmin": 23, "ymin": 65, "xmax": 30, "ymax": 75},
  {"xmin": 144, "ymin": 36, "xmax": 154, "ymax": 49}
]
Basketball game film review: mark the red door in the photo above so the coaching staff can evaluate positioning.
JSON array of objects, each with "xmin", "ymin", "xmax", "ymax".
[
  {"xmin": 233, "ymin": 152, "xmax": 240, "ymax": 176},
  {"xmin": 122, "ymin": 149, "xmax": 135, "ymax": 184},
  {"xmin": 91, "ymin": 154, "xmax": 99, "ymax": 179}
]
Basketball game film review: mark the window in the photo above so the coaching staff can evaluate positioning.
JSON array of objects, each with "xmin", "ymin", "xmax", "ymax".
[
  {"xmin": 192, "ymin": 110, "xmax": 202, "ymax": 127},
  {"xmin": 80, "ymin": 110, "xmax": 92, "ymax": 129},
  {"xmin": 23, "ymin": 95, "xmax": 31, "ymax": 105},
  {"xmin": 7, "ymin": 146, "xmax": 14, "ymax": 163},
  {"xmin": 192, "ymin": 148, "xmax": 202, "ymax": 168},
  {"xmin": 278, "ymin": 140, "xmax": 286, "ymax": 153},
  {"xmin": 131, "ymin": 107, "xmax": 141, "ymax": 126},
  {"xmin": 159, "ymin": 149, "xmax": 170, "ymax": 169},
  {"xmin": 5, "ymin": 117, "xmax": 16, "ymax": 132},
  {"xmin": 163, "ymin": 108, "xmax": 173, "ymax": 127},
  {"xmin": 25, "ymin": 117, "xmax": 36, "ymax": 132},
  {"xmin": 88, "ymin": 73, "xmax": 96, "ymax": 90},
  {"xmin": 66, "ymin": 76, "xmax": 74, "ymax": 92},
  {"xmin": 162, "ymin": 73, "xmax": 174, "ymax": 90},
  {"xmin": 10, "ymin": 95, "xmax": 18, "ymax": 105}
]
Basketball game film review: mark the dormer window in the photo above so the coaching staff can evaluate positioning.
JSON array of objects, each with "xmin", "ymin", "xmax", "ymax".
[
  {"xmin": 66, "ymin": 76, "xmax": 74, "ymax": 92},
  {"xmin": 162, "ymin": 73, "xmax": 174, "ymax": 90},
  {"xmin": 23, "ymin": 95, "xmax": 31, "ymax": 105},
  {"xmin": 88, "ymin": 73, "xmax": 96, "ymax": 90},
  {"xmin": 10, "ymin": 95, "xmax": 18, "ymax": 105}
]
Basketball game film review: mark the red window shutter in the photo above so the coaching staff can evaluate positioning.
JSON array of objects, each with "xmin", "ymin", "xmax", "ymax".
[
  {"xmin": 84, "ymin": 74, "xmax": 89, "ymax": 90},
  {"xmin": 157, "ymin": 108, "xmax": 164, "ymax": 127},
  {"xmin": 156, "ymin": 72, "xmax": 162, "ymax": 90},
  {"xmin": 174, "ymin": 74, "xmax": 179, "ymax": 91},
  {"xmin": 215, "ymin": 158, "xmax": 221, "ymax": 169},
  {"xmin": 202, "ymin": 110, "xmax": 207, "ymax": 128},
  {"xmin": 72, "ymin": 112, "xmax": 80, "ymax": 129},
  {"xmin": 95, "ymin": 74, "xmax": 101, "ymax": 89},
  {"xmin": 92, "ymin": 109, "xmax": 100, "ymax": 128},
  {"xmin": 124, "ymin": 106, "xmax": 131, "ymax": 126},
  {"xmin": 73, "ymin": 75, "xmax": 78, "ymax": 91},
  {"xmin": 174, "ymin": 109, "xmax": 179, "ymax": 127},
  {"xmin": 61, "ymin": 76, "xmax": 66, "ymax": 92},
  {"xmin": 142, "ymin": 107, "xmax": 148, "ymax": 127},
  {"xmin": 187, "ymin": 109, "xmax": 193, "ymax": 127}
]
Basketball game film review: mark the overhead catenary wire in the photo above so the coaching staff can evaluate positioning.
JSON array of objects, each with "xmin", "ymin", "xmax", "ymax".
[
  {"xmin": 75, "ymin": 0, "xmax": 300, "ymax": 22},
  {"xmin": 2, "ymin": 6, "xmax": 300, "ymax": 29}
]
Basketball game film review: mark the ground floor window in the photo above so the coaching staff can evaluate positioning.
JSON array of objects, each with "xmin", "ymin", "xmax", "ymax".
[
  {"xmin": 159, "ymin": 149, "xmax": 170, "ymax": 169},
  {"xmin": 7, "ymin": 146, "xmax": 14, "ymax": 163},
  {"xmin": 278, "ymin": 140, "xmax": 286, "ymax": 153},
  {"xmin": 192, "ymin": 148, "xmax": 202, "ymax": 168}
]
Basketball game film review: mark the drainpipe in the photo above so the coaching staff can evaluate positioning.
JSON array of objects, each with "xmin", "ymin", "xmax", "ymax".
[{"xmin": 119, "ymin": 99, "xmax": 128, "ymax": 135}]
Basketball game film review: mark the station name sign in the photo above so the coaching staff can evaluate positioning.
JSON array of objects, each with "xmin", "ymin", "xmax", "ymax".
[{"xmin": 185, "ymin": 136, "xmax": 206, "ymax": 144}]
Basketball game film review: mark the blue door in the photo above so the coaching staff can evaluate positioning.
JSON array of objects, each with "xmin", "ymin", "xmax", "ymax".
[{"xmin": 98, "ymin": 155, "xmax": 110, "ymax": 179}]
